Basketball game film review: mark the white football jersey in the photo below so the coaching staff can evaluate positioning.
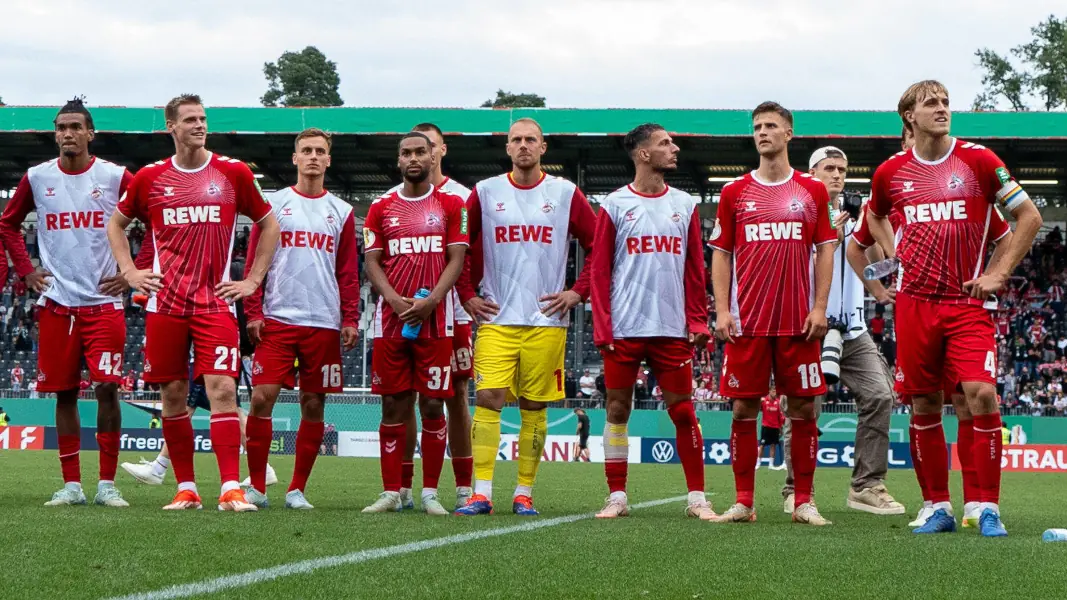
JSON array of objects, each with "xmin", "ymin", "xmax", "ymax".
[
  {"xmin": 25, "ymin": 158, "xmax": 128, "ymax": 309},
  {"xmin": 595, "ymin": 185, "xmax": 701, "ymax": 339},
  {"xmin": 469, "ymin": 173, "xmax": 593, "ymax": 328},
  {"xmin": 386, "ymin": 176, "xmax": 472, "ymax": 323},
  {"xmin": 256, "ymin": 187, "xmax": 358, "ymax": 330}
]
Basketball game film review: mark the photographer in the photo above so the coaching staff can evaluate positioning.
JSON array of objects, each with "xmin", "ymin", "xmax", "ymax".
[{"xmin": 781, "ymin": 147, "xmax": 903, "ymax": 516}]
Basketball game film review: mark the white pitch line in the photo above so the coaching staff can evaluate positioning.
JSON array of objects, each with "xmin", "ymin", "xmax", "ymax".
[{"xmin": 103, "ymin": 495, "xmax": 687, "ymax": 600}]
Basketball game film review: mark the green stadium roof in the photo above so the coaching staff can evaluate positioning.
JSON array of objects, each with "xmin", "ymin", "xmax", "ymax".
[{"xmin": 2, "ymin": 106, "xmax": 1067, "ymax": 138}]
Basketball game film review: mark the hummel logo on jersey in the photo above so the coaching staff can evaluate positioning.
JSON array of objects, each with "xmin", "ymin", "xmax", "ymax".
[
  {"xmin": 207, "ymin": 182, "xmax": 221, "ymax": 196},
  {"xmin": 281, "ymin": 230, "xmax": 335, "ymax": 253},
  {"xmin": 495, "ymin": 202, "xmax": 506, "ymax": 212},
  {"xmin": 162, "ymin": 205, "xmax": 222, "ymax": 225},
  {"xmin": 625, "ymin": 209, "xmax": 636, "ymax": 222},
  {"xmin": 494, "ymin": 225, "xmax": 553, "ymax": 244},
  {"xmin": 626, "ymin": 235, "xmax": 683, "ymax": 255},
  {"xmin": 745, "ymin": 201, "xmax": 757, "ymax": 212},
  {"xmin": 45, "ymin": 187, "xmax": 56, "ymax": 197},
  {"xmin": 902, "ymin": 181, "xmax": 915, "ymax": 193},
  {"xmin": 902, "ymin": 200, "xmax": 967, "ymax": 224},
  {"xmin": 45, "ymin": 211, "xmax": 106, "ymax": 230},
  {"xmin": 744, "ymin": 222, "xmax": 803, "ymax": 242},
  {"xmin": 388, "ymin": 217, "xmax": 400, "ymax": 227},
  {"xmin": 388, "ymin": 236, "xmax": 444, "ymax": 254},
  {"xmin": 163, "ymin": 186, "xmax": 175, "ymax": 197},
  {"xmin": 280, "ymin": 207, "xmax": 293, "ymax": 217}
]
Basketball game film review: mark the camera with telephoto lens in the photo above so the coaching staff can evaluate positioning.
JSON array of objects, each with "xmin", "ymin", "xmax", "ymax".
[
  {"xmin": 821, "ymin": 317, "xmax": 848, "ymax": 385},
  {"xmin": 841, "ymin": 191, "xmax": 864, "ymax": 221}
]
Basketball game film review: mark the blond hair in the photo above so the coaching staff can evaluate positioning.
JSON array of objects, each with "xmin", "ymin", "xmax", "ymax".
[{"xmin": 898, "ymin": 80, "xmax": 948, "ymax": 128}]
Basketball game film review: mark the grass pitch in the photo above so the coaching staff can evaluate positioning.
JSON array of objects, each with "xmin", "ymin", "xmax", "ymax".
[{"xmin": 1, "ymin": 450, "xmax": 1065, "ymax": 600}]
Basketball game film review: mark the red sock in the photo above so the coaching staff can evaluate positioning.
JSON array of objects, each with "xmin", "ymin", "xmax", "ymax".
[
  {"xmin": 912, "ymin": 413, "xmax": 949, "ymax": 504},
  {"xmin": 96, "ymin": 431, "xmax": 119, "ymax": 482},
  {"xmin": 452, "ymin": 456, "xmax": 473, "ymax": 488},
  {"xmin": 401, "ymin": 462, "xmax": 415, "ymax": 490},
  {"xmin": 58, "ymin": 434, "xmax": 81, "ymax": 484},
  {"xmin": 289, "ymin": 420, "xmax": 325, "ymax": 494},
  {"xmin": 380, "ymin": 423, "xmax": 405, "ymax": 492},
  {"xmin": 957, "ymin": 419, "xmax": 979, "ymax": 505},
  {"xmin": 163, "ymin": 414, "xmax": 195, "ymax": 484},
  {"xmin": 421, "ymin": 416, "xmax": 447, "ymax": 490},
  {"xmin": 909, "ymin": 421, "xmax": 930, "ymax": 502},
  {"xmin": 730, "ymin": 419, "xmax": 758, "ymax": 507},
  {"xmin": 790, "ymin": 418, "xmax": 819, "ymax": 506},
  {"xmin": 972, "ymin": 413, "xmax": 1003, "ymax": 504},
  {"xmin": 667, "ymin": 401, "xmax": 704, "ymax": 493},
  {"xmin": 209, "ymin": 412, "xmax": 242, "ymax": 485},
  {"xmin": 245, "ymin": 415, "xmax": 273, "ymax": 494}
]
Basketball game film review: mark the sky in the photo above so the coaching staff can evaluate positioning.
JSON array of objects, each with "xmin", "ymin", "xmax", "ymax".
[{"xmin": 0, "ymin": 0, "xmax": 1063, "ymax": 110}]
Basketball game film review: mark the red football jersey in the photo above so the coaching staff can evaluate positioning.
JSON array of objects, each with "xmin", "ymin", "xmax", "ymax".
[
  {"xmin": 709, "ymin": 170, "xmax": 835, "ymax": 336},
  {"xmin": 116, "ymin": 153, "xmax": 271, "ymax": 316},
  {"xmin": 760, "ymin": 395, "xmax": 784, "ymax": 428},
  {"xmin": 363, "ymin": 186, "xmax": 468, "ymax": 339},
  {"xmin": 868, "ymin": 138, "xmax": 1022, "ymax": 305}
]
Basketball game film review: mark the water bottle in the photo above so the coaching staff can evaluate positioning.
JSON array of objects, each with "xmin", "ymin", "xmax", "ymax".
[
  {"xmin": 401, "ymin": 288, "xmax": 432, "ymax": 340},
  {"xmin": 1042, "ymin": 528, "xmax": 1067, "ymax": 542},
  {"xmin": 863, "ymin": 257, "xmax": 900, "ymax": 281}
]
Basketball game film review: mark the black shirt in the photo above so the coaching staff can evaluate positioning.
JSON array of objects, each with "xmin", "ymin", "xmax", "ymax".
[{"xmin": 576, "ymin": 413, "xmax": 590, "ymax": 437}]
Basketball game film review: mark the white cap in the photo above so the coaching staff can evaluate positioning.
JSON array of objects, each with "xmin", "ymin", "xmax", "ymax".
[{"xmin": 809, "ymin": 146, "xmax": 847, "ymax": 170}]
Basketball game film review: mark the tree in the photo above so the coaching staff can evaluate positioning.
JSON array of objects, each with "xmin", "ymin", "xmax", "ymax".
[
  {"xmin": 480, "ymin": 89, "xmax": 546, "ymax": 108},
  {"xmin": 261, "ymin": 46, "xmax": 343, "ymax": 107},
  {"xmin": 974, "ymin": 14, "xmax": 1067, "ymax": 111}
]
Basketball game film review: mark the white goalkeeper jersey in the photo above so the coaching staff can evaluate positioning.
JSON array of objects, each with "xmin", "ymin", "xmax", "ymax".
[
  {"xmin": 386, "ymin": 176, "xmax": 472, "ymax": 324},
  {"xmin": 460, "ymin": 172, "xmax": 596, "ymax": 328}
]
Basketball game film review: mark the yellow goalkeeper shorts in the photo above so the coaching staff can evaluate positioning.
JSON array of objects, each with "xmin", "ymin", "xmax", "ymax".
[{"xmin": 473, "ymin": 324, "xmax": 566, "ymax": 402}]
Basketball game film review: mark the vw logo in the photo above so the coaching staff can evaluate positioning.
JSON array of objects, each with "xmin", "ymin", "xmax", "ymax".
[{"xmin": 651, "ymin": 441, "xmax": 675, "ymax": 463}]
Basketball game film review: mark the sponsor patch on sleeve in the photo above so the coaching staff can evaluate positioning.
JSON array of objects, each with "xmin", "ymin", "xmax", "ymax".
[
  {"xmin": 460, "ymin": 208, "xmax": 468, "ymax": 235},
  {"xmin": 995, "ymin": 167, "xmax": 1011, "ymax": 186}
]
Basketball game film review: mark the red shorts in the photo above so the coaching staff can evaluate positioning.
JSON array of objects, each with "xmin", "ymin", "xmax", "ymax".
[
  {"xmin": 721, "ymin": 336, "xmax": 826, "ymax": 398},
  {"xmin": 896, "ymin": 293, "xmax": 996, "ymax": 395},
  {"xmin": 371, "ymin": 337, "xmax": 454, "ymax": 398},
  {"xmin": 144, "ymin": 311, "xmax": 239, "ymax": 384},
  {"xmin": 252, "ymin": 319, "xmax": 342, "ymax": 393},
  {"xmin": 451, "ymin": 322, "xmax": 474, "ymax": 379},
  {"xmin": 37, "ymin": 303, "xmax": 125, "ymax": 393},
  {"xmin": 601, "ymin": 337, "xmax": 693, "ymax": 396}
]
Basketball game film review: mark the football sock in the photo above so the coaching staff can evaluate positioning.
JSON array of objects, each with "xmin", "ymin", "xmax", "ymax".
[
  {"xmin": 912, "ymin": 413, "xmax": 950, "ymax": 504},
  {"xmin": 210, "ymin": 412, "xmax": 242, "ymax": 489},
  {"xmin": 152, "ymin": 455, "xmax": 170, "ymax": 476},
  {"xmin": 972, "ymin": 413, "xmax": 1003, "ymax": 505},
  {"xmin": 245, "ymin": 415, "xmax": 273, "ymax": 494},
  {"xmin": 515, "ymin": 408, "xmax": 547, "ymax": 495},
  {"xmin": 472, "ymin": 406, "xmax": 501, "ymax": 499},
  {"xmin": 908, "ymin": 419, "xmax": 930, "ymax": 502},
  {"xmin": 452, "ymin": 456, "xmax": 473, "ymax": 489},
  {"xmin": 58, "ymin": 434, "xmax": 81, "ymax": 484},
  {"xmin": 289, "ymin": 419, "xmax": 324, "ymax": 494},
  {"xmin": 401, "ymin": 462, "xmax": 414, "ymax": 491},
  {"xmin": 163, "ymin": 413, "xmax": 195, "ymax": 485},
  {"xmin": 667, "ymin": 401, "xmax": 705, "ymax": 493},
  {"xmin": 603, "ymin": 422, "xmax": 629, "ymax": 494},
  {"xmin": 421, "ymin": 416, "xmax": 447, "ymax": 491},
  {"xmin": 379, "ymin": 422, "xmax": 405, "ymax": 493},
  {"xmin": 957, "ymin": 418, "xmax": 979, "ymax": 505},
  {"xmin": 730, "ymin": 418, "xmax": 758, "ymax": 507},
  {"xmin": 790, "ymin": 418, "xmax": 819, "ymax": 506},
  {"xmin": 96, "ymin": 431, "xmax": 119, "ymax": 483}
]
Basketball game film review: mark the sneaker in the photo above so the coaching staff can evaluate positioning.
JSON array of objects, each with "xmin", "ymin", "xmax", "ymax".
[
  {"xmin": 912, "ymin": 508, "xmax": 956, "ymax": 534},
  {"xmin": 685, "ymin": 500, "xmax": 718, "ymax": 521},
  {"xmin": 595, "ymin": 496, "xmax": 630, "ymax": 519},
  {"xmin": 961, "ymin": 502, "xmax": 981, "ymax": 528},
  {"xmin": 218, "ymin": 488, "xmax": 258, "ymax": 512},
  {"xmin": 711, "ymin": 503, "xmax": 757, "ymax": 523},
  {"xmin": 847, "ymin": 484, "xmax": 905, "ymax": 515},
  {"xmin": 793, "ymin": 502, "xmax": 833, "ymax": 526},
  {"xmin": 93, "ymin": 485, "xmax": 129, "ymax": 508},
  {"xmin": 783, "ymin": 493, "xmax": 795, "ymax": 514},
  {"xmin": 121, "ymin": 459, "xmax": 165, "ymax": 485},
  {"xmin": 285, "ymin": 490, "xmax": 314, "ymax": 510},
  {"xmin": 163, "ymin": 489, "xmax": 203, "ymax": 510},
  {"xmin": 239, "ymin": 464, "xmax": 279, "ymax": 488},
  {"xmin": 770, "ymin": 463, "xmax": 787, "ymax": 471},
  {"xmin": 362, "ymin": 491, "xmax": 403, "ymax": 513},
  {"xmin": 909, "ymin": 505, "xmax": 935, "ymax": 528},
  {"xmin": 399, "ymin": 488, "xmax": 415, "ymax": 511},
  {"xmin": 455, "ymin": 486, "xmax": 474, "ymax": 508},
  {"xmin": 978, "ymin": 508, "xmax": 1008, "ymax": 538},
  {"xmin": 454, "ymin": 494, "xmax": 493, "ymax": 516},
  {"xmin": 512, "ymin": 495, "xmax": 540, "ymax": 516},
  {"xmin": 422, "ymin": 493, "xmax": 449, "ymax": 516},
  {"xmin": 44, "ymin": 484, "xmax": 88, "ymax": 507},
  {"xmin": 243, "ymin": 487, "xmax": 270, "ymax": 509}
]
